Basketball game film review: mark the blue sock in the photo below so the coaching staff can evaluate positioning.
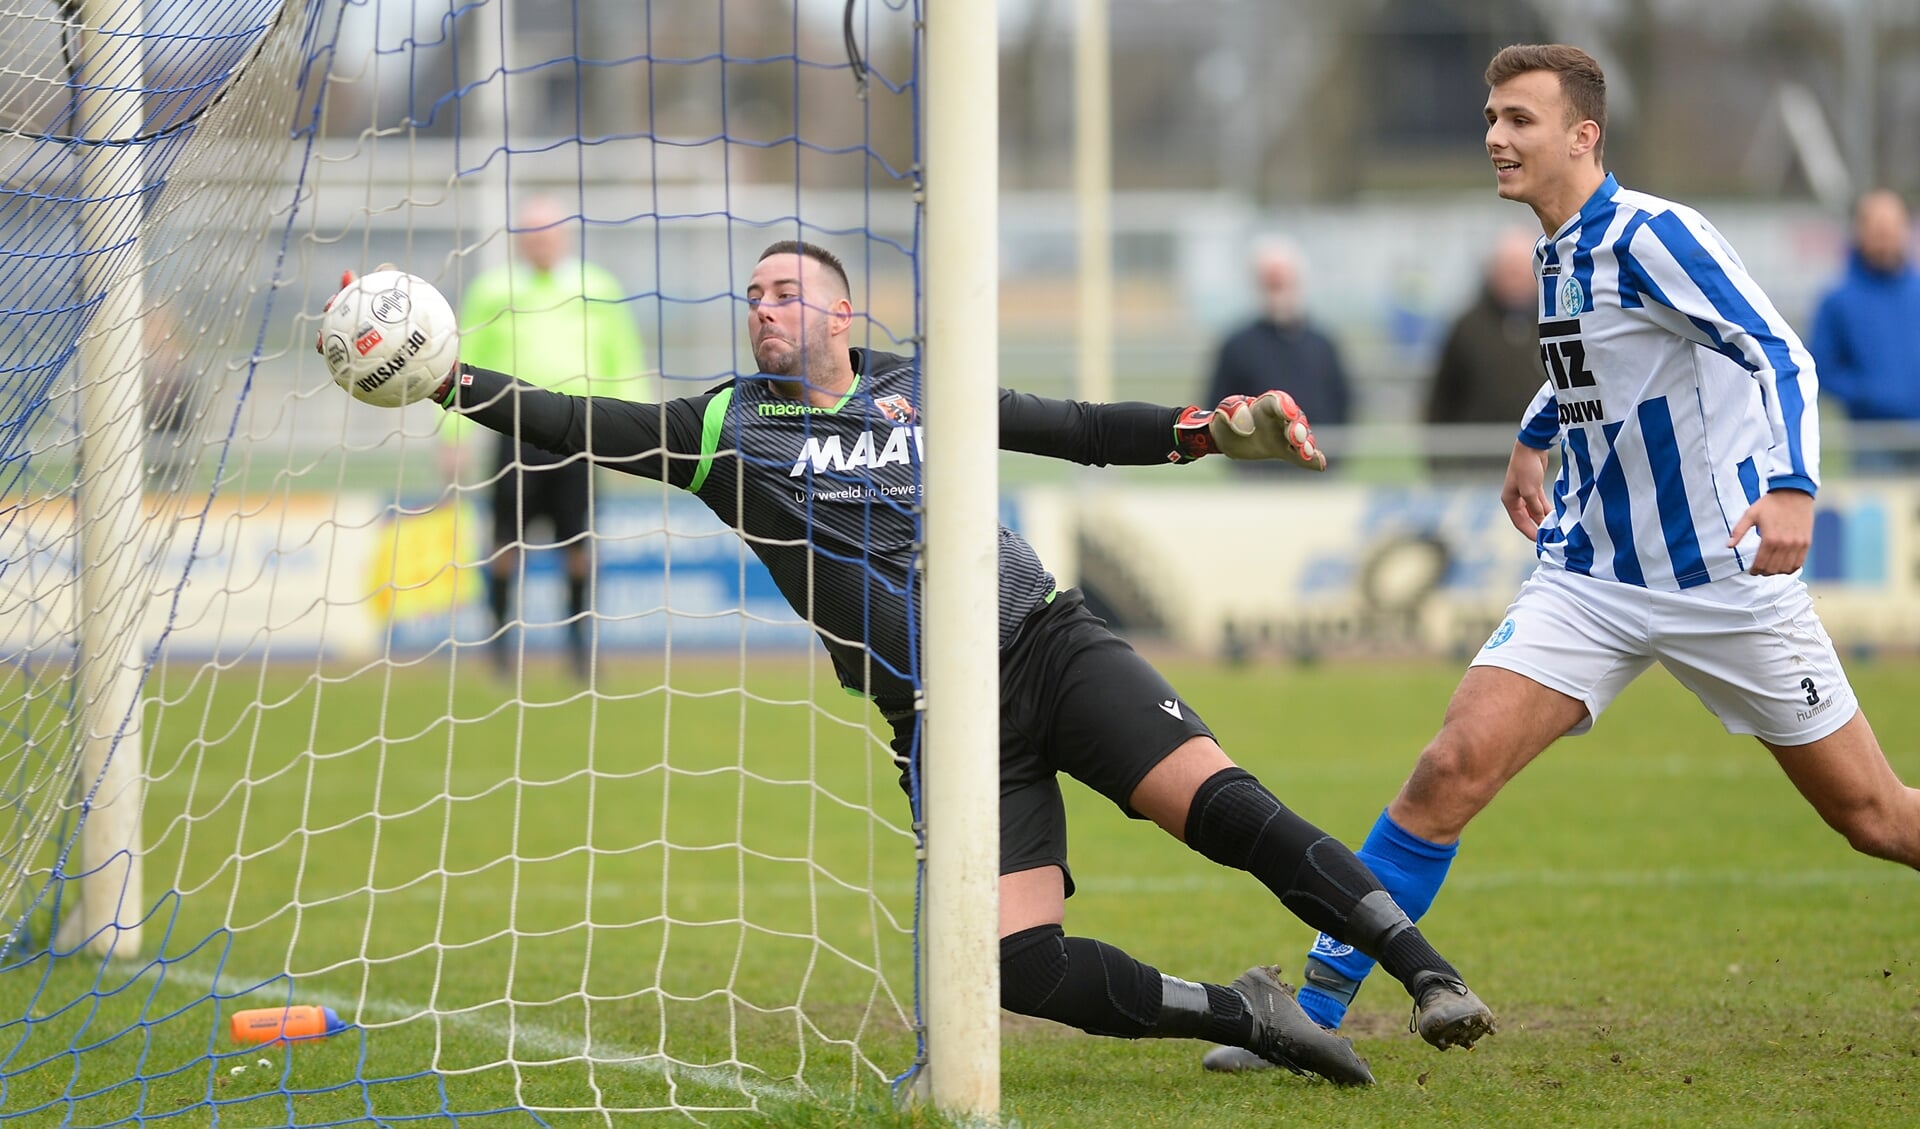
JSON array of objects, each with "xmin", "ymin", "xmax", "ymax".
[{"xmin": 1296, "ymin": 809, "xmax": 1458, "ymax": 1029}]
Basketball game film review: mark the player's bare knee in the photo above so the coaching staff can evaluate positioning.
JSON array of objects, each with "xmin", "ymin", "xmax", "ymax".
[
  {"xmin": 1408, "ymin": 732, "xmax": 1500, "ymax": 806},
  {"xmin": 1826, "ymin": 797, "xmax": 1918, "ymax": 864},
  {"xmin": 1846, "ymin": 814, "xmax": 1919, "ymax": 865},
  {"xmin": 1841, "ymin": 823, "xmax": 1902, "ymax": 864},
  {"xmin": 1391, "ymin": 738, "xmax": 1502, "ymax": 844}
]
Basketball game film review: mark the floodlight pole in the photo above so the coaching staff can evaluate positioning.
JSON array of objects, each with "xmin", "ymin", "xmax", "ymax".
[
  {"xmin": 922, "ymin": 0, "xmax": 1001, "ymax": 1118},
  {"xmin": 67, "ymin": 0, "xmax": 148, "ymax": 959},
  {"xmin": 1074, "ymin": 0, "xmax": 1113, "ymax": 404}
]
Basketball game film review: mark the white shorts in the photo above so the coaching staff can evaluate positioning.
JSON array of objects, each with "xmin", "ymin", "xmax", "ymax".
[{"xmin": 1470, "ymin": 564, "xmax": 1857, "ymax": 745}]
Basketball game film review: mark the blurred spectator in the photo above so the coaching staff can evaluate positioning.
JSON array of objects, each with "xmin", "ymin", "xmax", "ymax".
[
  {"xmin": 1423, "ymin": 228, "xmax": 1545, "ymax": 476},
  {"xmin": 142, "ymin": 310, "xmax": 194, "ymax": 491},
  {"xmin": 451, "ymin": 195, "xmax": 647, "ymax": 679},
  {"xmin": 1808, "ymin": 189, "xmax": 1920, "ymax": 472},
  {"xmin": 1204, "ymin": 240, "xmax": 1350, "ymax": 474}
]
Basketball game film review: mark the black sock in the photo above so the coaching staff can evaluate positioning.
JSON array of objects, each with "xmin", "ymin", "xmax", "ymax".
[
  {"xmin": 1000, "ymin": 925, "xmax": 1253, "ymax": 1046},
  {"xmin": 566, "ymin": 575, "xmax": 589, "ymax": 658},
  {"xmin": 1184, "ymin": 768, "xmax": 1461, "ymax": 993},
  {"xmin": 1380, "ymin": 928, "xmax": 1456, "ymax": 990},
  {"xmin": 487, "ymin": 569, "xmax": 513, "ymax": 637}
]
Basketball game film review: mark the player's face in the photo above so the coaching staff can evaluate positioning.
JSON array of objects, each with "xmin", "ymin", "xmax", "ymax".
[
  {"xmin": 746, "ymin": 254, "xmax": 836, "ymax": 377},
  {"xmin": 1484, "ymin": 71, "xmax": 1581, "ymax": 208}
]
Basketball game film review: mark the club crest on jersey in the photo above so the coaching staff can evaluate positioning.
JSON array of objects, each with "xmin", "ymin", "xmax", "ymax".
[
  {"xmin": 1559, "ymin": 278, "xmax": 1586, "ymax": 316},
  {"xmin": 873, "ymin": 394, "xmax": 916, "ymax": 424}
]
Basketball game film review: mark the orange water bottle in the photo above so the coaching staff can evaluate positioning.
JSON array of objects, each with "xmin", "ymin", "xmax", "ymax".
[{"xmin": 229, "ymin": 1005, "xmax": 346, "ymax": 1045}]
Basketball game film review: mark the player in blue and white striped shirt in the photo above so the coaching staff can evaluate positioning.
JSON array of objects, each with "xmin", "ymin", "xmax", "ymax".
[{"xmin": 1208, "ymin": 44, "xmax": 1920, "ymax": 1066}]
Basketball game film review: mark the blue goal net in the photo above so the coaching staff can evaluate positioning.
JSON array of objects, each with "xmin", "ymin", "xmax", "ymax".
[{"xmin": 0, "ymin": 1, "xmax": 928, "ymax": 1122}]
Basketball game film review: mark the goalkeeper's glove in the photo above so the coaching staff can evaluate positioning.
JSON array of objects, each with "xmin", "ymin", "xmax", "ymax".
[{"xmin": 1171, "ymin": 390, "xmax": 1326, "ymax": 471}]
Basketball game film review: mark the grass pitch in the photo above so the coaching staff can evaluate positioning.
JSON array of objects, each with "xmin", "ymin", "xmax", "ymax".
[{"xmin": 2, "ymin": 654, "xmax": 1916, "ymax": 1128}]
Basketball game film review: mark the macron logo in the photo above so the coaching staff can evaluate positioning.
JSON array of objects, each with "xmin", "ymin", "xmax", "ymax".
[
  {"xmin": 1158, "ymin": 699, "xmax": 1182, "ymax": 719},
  {"xmin": 788, "ymin": 427, "xmax": 925, "ymax": 476}
]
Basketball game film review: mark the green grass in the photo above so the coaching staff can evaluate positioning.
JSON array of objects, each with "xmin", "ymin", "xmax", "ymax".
[{"xmin": 3, "ymin": 655, "xmax": 1918, "ymax": 1127}]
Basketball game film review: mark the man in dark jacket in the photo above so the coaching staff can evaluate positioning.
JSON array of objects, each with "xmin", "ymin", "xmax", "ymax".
[
  {"xmin": 1809, "ymin": 189, "xmax": 1920, "ymax": 471},
  {"xmin": 1423, "ymin": 227, "xmax": 1545, "ymax": 476},
  {"xmin": 1205, "ymin": 242, "xmax": 1351, "ymax": 475}
]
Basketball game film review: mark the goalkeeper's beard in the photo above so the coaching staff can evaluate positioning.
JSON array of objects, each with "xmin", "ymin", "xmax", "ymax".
[{"xmin": 757, "ymin": 323, "xmax": 835, "ymax": 399}]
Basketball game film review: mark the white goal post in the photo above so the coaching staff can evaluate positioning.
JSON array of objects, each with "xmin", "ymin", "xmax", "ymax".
[
  {"xmin": 1, "ymin": 0, "xmax": 1003, "ymax": 1121},
  {"xmin": 921, "ymin": 0, "xmax": 1002, "ymax": 1116},
  {"xmin": 64, "ymin": 0, "xmax": 148, "ymax": 960}
]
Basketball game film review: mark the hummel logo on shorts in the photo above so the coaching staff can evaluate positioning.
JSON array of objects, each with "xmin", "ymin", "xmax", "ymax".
[{"xmin": 1159, "ymin": 699, "xmax": 1182, "ymax": 719}]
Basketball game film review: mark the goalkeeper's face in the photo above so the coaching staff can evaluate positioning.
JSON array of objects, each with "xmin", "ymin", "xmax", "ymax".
[{"xmin": 747, "ymin": 254, "xmax": 850, "ymax": 381}]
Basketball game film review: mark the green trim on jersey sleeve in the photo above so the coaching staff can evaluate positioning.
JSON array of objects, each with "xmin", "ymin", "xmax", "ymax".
[{"xmin": 687, "ymin": 386, "xmax": 734, "ymax": 495}]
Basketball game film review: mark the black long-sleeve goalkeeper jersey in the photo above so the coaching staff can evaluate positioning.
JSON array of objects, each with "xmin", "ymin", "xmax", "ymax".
[{"xmin": 449, "ymin": 347, "xmax": 1189, "ymax": 706}]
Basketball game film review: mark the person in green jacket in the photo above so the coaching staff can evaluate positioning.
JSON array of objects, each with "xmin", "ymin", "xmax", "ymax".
[{"xmin": 451, "ymin": 194, "xmax": 647, "ymax": 678}]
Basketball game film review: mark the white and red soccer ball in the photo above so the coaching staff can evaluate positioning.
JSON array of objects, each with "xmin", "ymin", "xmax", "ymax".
[{"xmin": 317, "ymin": 270, "xmax": 459, "ymax": 408}]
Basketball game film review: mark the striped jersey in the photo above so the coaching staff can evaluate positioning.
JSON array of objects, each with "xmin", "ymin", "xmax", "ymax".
[
  {"xmin": 1515, "ymin": 173, "xmax": 1821, "ymax": 590},
  {"xmin": 450, "ymin": 349, "xmax": 1187, "ymax": 707}
]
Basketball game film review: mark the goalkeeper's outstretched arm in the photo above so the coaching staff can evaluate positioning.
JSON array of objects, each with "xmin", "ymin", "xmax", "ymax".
[
  {"xmin": 997, "ymin": 387, "xmax": 1326, "ymax": 470},
  {"xmin": 435, "ymin": 364, "xmax": 713, "ymax": 488}
]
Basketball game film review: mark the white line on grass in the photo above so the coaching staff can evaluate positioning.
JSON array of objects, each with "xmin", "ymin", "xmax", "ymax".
[
  {"xmin": 363, "ymin": 864, "xmax": 1911, "ymax": 905},
  {"xmin": 1061, "ymin": 865, "xmax": 1915, "ymax": 896},
  {"xmin": 1445, "ymin": 865, "xmax": 1912, "ymax": 891},
  {"xmin": 161, "ymin": 966, "xmax": 823, "ymax": 1110}
]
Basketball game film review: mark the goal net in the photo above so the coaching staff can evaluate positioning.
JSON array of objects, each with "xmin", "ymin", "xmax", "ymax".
[{"xmin": 0, "ymin": 0, "xmax": 936, "ymax": 1121}]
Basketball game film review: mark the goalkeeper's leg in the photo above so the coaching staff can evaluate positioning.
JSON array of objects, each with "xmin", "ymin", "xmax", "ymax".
[
  {"xmin": 1019, "ymin": 599, "xmax": 1490, "ymax": 1047},
  {"xmin": 1129, "ymin": 741, "xmax": 1494, "ymax": 1051},
  {"xmin": 998, "ymin": 867, "xmax": 1373, "ymax": 1085},
  {"xmin": 987, "ymin": 756, "xmax": 1368, "ymax": 1084}
]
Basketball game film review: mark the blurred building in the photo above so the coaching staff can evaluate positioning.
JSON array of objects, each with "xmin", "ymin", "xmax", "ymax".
[
  {"xmin": 313, "ymin": 2, "xmax": 1920, "ymax": 205},
  {"xmin": 1004, "ymin": 0, "xmax": 1920, "ymax": 207}
]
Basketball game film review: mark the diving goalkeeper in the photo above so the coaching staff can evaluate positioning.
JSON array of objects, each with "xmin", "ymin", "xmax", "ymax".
[{"xmin": 324, "ymin": 240, "xmax": 1494, "ymax": 1085}]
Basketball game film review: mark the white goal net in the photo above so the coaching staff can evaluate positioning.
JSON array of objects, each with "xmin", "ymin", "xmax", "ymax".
[{"xmin": 0, "ymin": 1, "xmax": 939, "ymax": 1121}]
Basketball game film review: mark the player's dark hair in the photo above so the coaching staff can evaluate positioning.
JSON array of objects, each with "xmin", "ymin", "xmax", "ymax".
[
  {"xmin": 758, "ymin": 240, "xmax": 850, "ymax": 298},
  {"xmin": 1486, "ymin": 43, "xmax": 1607, "ymax": 163}
]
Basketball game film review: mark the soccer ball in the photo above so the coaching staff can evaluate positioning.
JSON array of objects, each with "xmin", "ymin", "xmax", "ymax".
[{"xmin": 318, "ymin": 269, "xmax": 459, "ymax": 408}]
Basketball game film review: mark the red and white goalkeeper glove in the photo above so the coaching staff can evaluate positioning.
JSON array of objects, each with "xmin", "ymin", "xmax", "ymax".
[{"xmin": 1172, "ymin": 390, "xmax": 1326, "ymax": 471}]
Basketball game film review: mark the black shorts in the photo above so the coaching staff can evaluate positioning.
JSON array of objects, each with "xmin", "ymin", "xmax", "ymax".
[
  {"xmin": 888, "ymin": 588, "xmax": 1213, "ymax": 897},
  {"xmin": 491, "ymin": 438, "xmax": 591, "ymax": 549}
]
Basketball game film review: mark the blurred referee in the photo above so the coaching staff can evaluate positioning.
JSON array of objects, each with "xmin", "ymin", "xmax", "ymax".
[{"xmin": 450, "ymin": 195, "xmax": 646, "ymax": 679}]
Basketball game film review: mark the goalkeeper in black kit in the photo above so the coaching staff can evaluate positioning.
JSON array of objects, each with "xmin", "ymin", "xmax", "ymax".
[{"xmin": 328, "ymin": 241, "xmax": 1493, "ymax": 1086}]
